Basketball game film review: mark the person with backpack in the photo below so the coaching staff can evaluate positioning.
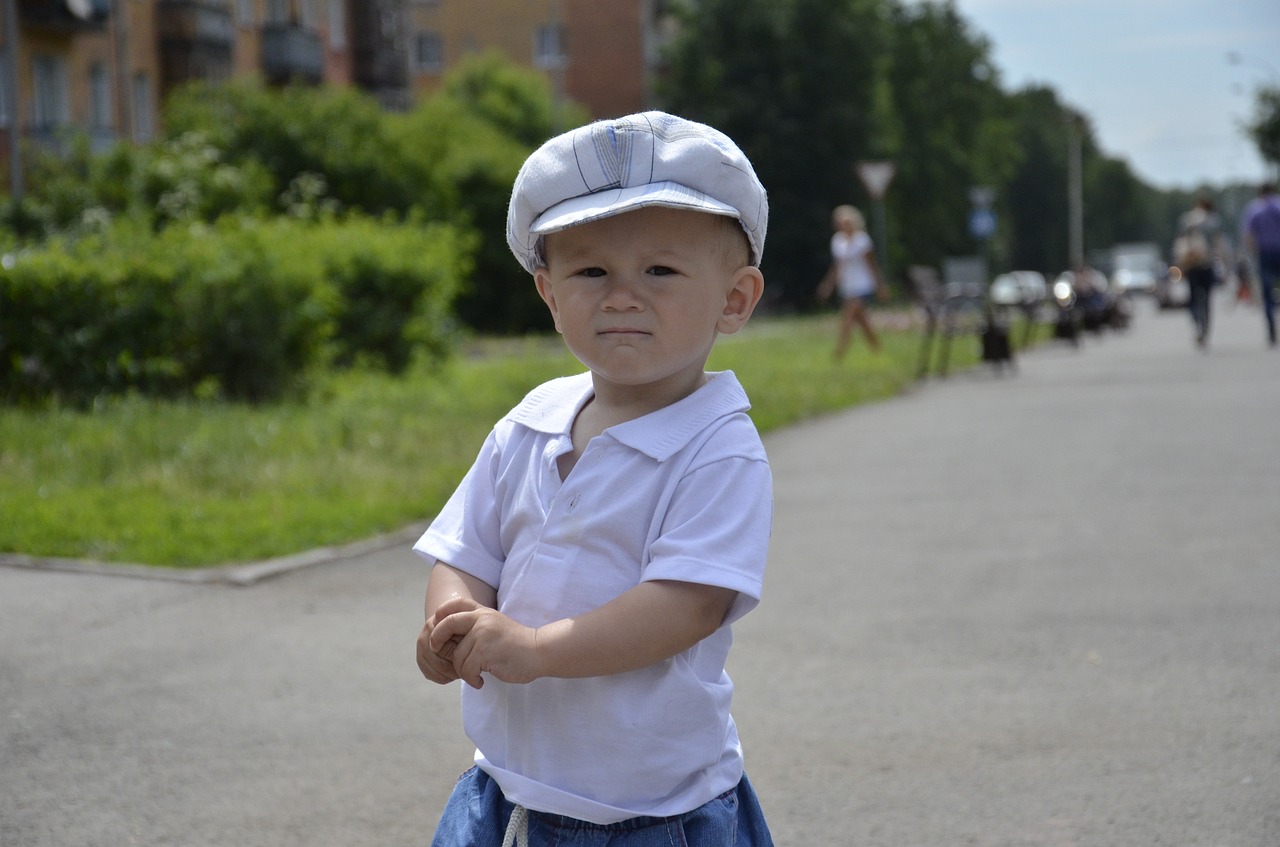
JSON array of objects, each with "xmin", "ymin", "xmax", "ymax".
[
  {"xmin": 1239, "ymin": 182, "xmax": 1280, "ymax": 348},
  {"xmin": 1175, "ymin": 195, "xmax": 1226, "ymax": 349}
]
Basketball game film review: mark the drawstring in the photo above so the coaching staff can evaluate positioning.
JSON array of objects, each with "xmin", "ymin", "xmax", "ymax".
[{"xmin": 501, "ymin": 804, "xmax": 528, "ymax": 847}]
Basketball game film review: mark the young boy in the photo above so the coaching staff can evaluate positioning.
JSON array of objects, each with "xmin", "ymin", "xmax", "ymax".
[{"xmin": 414, "ymin": 111, "xmax": 774, "ymax": 846}]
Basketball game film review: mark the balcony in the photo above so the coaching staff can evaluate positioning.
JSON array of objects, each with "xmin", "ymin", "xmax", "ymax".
[
  {"xmin": 260, "ymin": 24, "xmax": 324, "ymax": 86},
  {"xmin": 157, "ymin": 0, "xmax": 234, "ymax": 47},
  {"xmin": 18, "ymin": 0, "xmax": 110, "ymax": 33},
  {"xmin": 157, "ymin": 0, "xmax": 233, "ymax": 89}
]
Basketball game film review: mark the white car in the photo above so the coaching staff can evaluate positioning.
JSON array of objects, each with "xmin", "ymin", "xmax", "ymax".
[
  {"xmin": 989, "ymin": 271, "xmax": 1048, "ymax": 306},
  {"xmin": 1109, "ymin": 245, "xmax": 1162, "ymax": 295}
]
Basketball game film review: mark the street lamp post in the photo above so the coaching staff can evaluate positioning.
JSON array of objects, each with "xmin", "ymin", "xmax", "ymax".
[{"xmin": 1066, "ymin": 113, "xmax": 1083, "ymax": 271}]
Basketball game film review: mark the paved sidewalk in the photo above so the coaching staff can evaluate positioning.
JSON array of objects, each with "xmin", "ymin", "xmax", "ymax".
[{"xmin": 2, "ymin": 293, "xmax": 1277, "ymax": 846}]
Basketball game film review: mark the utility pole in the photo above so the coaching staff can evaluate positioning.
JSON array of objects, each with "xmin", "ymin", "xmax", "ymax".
[
  {"xmin": 2, "ymin": 0, "xmax": 22, "ymax": 200},
  {"xmin": 1066, "ymin": 113, "xmax": 1083, "ymax": 270},
  {"xmin": 856, "ymin": 159, "xmax": 896, "ymax": 286}
]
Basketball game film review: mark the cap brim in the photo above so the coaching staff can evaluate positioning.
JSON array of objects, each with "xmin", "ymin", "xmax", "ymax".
[{"xmin": 529, "ymin": 181, "xmax": 740, "ymax": 237}]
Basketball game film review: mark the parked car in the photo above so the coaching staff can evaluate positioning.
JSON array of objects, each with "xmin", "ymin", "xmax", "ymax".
[
  {"xmin": 989, "ymin": 270, "xmax": 1048, "ymax": 307},
  {"xmin": 1109, "ymin": 243, "xmax": 1163, "ymax": 296}
]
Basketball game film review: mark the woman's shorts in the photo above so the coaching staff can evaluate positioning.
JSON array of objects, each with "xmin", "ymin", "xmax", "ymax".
[
  {"xmin": 430, "ymin": 766, "xmax": 774, "ymax": 846},
  {"xmin": 839, "ymin": 290, "xmax": 875, "ymax": 305}
]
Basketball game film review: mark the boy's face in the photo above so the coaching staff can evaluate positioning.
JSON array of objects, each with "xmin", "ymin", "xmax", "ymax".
[{"xmin": 534, "ymin": 206, "xmax": 763, "ymax": 401}]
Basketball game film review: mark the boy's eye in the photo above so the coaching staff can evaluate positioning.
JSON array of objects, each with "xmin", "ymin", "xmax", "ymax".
[
  {"xmin": 647, "ymin": 266, "xmax": 677, "ymax": 277},
  {"xmin": 578, "ymin": 267, "xmax": 607, "ymax": 278}
]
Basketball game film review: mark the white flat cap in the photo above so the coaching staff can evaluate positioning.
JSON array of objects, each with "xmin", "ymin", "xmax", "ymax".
[{"xmin": 506, "ymin": 111, "xmax": 768, "ymax": 273}]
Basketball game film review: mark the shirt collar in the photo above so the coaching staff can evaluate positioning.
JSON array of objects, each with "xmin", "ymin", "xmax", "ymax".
[{"xmin": 507, "ymin": 371, "xmax": 752, "ymax": 461}]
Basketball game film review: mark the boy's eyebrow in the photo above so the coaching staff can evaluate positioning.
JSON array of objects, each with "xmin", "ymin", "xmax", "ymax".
[{"xmin": 552, "ymin": 243, "xmax": 696, "ymax": 264}]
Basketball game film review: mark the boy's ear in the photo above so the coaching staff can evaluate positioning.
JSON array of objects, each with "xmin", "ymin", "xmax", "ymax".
[
  {"xmin": 718, "ymin": 266, "xmax": 764, "ymax": 335},
  {"xmin": 534, "ymin": 269, "xmax": 563, "ymax": 334}
]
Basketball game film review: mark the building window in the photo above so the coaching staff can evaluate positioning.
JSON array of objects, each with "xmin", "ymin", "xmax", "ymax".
[
  {"xmin": 299, "ymin": 0, "xmax": 316, "ymax": 27},
  {"xmin": 327, "ymin": 0, "xmax": 346, "ymax": 49},
  {"xmin": 32, "ymin": 55, "xmax": 71, "ymax": 130},
  {"xmin": 236, "ymin": 0, "xmax": 255, "ymax": 26},
  {"xmin": 413, "ymin": 31, "xmax": 443, "ymax": 73},
  {"xmin": 131, "ymin": 73, "xmax": 154, "ymax": 142},
  {"xmin": 89, "ymin": 62, "xmax": 113, "ymax": 131},
  {"xmin": 534, "ymin": 23, "xmax": 566, "ymax": 69},
  {"xmin": 266, "ymin": 0, "xmax": 288, "ymax": 23}
]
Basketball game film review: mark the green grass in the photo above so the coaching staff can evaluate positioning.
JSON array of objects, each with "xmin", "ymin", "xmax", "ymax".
[{"xmin": 0, "ymin": 313, "xmax": 982, "ymax": 568}]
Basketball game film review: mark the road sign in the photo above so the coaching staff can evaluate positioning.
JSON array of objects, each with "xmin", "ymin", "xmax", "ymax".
[
  {"xmin": 856, "ymin": 160, "xmax": 896, "ymax": 200},
  {"xmin": 969, "ymin": 208, "xmax": 997, "ymax": 239}
]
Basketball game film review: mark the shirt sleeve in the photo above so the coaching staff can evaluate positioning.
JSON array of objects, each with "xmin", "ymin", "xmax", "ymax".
[
  {"xmin": 643, "ymin": 447, "xmax": 773, "ymax": 625},
  {"xmin": 412, "ymin": 429, "xmax": 506, "ymax": 590}
]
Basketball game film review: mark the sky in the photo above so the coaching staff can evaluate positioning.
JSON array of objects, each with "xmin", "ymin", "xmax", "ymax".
[{"xmin": 930, "ymin": 0, "xmax": 1280, "ymax": 190}]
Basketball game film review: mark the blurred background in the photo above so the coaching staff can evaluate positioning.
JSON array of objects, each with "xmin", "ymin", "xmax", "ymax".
[{"xmin": 1, "ymin": 0, "xmax": 1277, "ymax": 395}]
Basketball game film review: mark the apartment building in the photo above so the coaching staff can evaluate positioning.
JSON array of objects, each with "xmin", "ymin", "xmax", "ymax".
[
  {"xmin": 406, "ymin": 0, "xmax": 674, "ymax": 120},
  {"xmin": 0, "ymin": 0, "xmax": 410, "ymax": 188}
]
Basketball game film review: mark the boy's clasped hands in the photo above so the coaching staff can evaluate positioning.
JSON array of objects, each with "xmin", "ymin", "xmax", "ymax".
[{"xmin": 417, "ymin": 599, "xmax": 542, "ymax": 689}]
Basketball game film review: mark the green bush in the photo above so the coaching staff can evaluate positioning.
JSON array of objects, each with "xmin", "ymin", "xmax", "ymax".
[
  {"xmin": 307, "ymin": 213, "xmax": 476, "ymax": 373},
  {"xmin": 399, "ymin": 99, "xmax": 549, "ymax": 334},
  {"xmin": 0, "ymin": 216, "xmax": 473, "ymax": 404},
  {"xmin": 0, "ymin": 228, "xmax": 181, "ymax": 402},
  {"xmin": 163, "ymin": 79, "xmax": 454, "ymax": 220},
  {"xmin": 1, "ymin": 55, "xmax": 588, "ymax": 346},
  {"xmin": 396, "ymin": 55, "xmax": 588, "ymax": 334}
]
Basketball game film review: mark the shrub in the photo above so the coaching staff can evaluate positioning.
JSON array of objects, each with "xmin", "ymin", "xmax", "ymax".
[
  {"xmin": 304, "ymin": 213, "xmax": 476, "ymax": 373},
  {"xmin": 163, "ymin": 79, "xmax": 454, "ymax": 220},
  {"xmin": 0, "ymin": 215, "xmax": 473, "ymax": 404},
  {"xmin": 397, "ymin": 99, "xmax": 549, "ymax": 334}
]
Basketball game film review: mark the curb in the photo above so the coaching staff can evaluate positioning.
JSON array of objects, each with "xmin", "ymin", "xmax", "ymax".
[{"xmin": 0, "ymin": 522, "xmax": 430, "ymax": 587}]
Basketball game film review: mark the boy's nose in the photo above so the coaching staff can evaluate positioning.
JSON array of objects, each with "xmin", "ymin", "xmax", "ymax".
[{"xmin": 600, "ymin": 274, "xmax": 644, "ymax": 309}]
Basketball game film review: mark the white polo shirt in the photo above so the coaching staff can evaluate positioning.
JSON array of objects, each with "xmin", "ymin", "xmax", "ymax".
[{"xmin": 414, "ymin": 370, "xmax": 772, "ymax": 824}]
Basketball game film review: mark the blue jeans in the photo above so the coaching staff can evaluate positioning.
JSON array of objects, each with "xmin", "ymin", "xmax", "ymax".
[
  {"xmin": 430, "ymin": 767, "xmax": 774, "ymax": 846},
  {"xmin": 1257, "ymin": 249, "xmax": 1279, "ymax": 345}
]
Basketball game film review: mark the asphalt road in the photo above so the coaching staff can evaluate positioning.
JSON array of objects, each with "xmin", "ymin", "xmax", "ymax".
[{"xmin": 3, "ymin": 293, "xmax": 1278, "ymax": 846}]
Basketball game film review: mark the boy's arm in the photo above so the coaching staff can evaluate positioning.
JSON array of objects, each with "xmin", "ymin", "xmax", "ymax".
[
  {"xmin": 417, "ymin": 562, "xmax": 498, "ymax": 684},
  {"xmin": 429, "ymin": 579, "xmax": 736, "ymax": 689}
]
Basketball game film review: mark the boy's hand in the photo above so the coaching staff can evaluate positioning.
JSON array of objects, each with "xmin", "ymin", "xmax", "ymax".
[
  {"xmin": 416, "ymin": 616, "xmax": 462, "ymax": 685},
  {"xmin": 418, "ymin": 595, "xmax": 484, "ymax": 684},
  {"xmin": 429, "ymin": 598, "xmax": 541, "ymax": 689}
]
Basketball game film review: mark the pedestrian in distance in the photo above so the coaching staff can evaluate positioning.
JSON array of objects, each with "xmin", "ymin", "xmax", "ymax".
[
  {"xmin": 817, "ymin": 204, "xmax": 885, "ymax": 359},
  {"xmin": 1239, "ymin": 181, "xmax": 1280, "ymax": 348},
  {"xmin": 1174, "ymin": 195, "xmax": 1227, "ymax": 349},
  {"xmin": 413, "ymin": 111, "xmax": 776, "ymax": 846}
]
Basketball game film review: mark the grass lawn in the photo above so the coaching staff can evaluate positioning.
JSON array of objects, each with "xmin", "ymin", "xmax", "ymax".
[{"xmin": 0, "ymin": 312, "xmax": 986, "ymax": 568}]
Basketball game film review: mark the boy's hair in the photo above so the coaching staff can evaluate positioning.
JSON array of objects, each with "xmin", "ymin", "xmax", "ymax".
[{"xmin": 507, "ymin": 111, "xmax": 768, "ymax": 274}]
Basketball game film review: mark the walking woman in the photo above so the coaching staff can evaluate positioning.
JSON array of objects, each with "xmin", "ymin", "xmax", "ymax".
[{"xmin": 817, "ymin": 204, "xmax": 884, "ymax": 359}]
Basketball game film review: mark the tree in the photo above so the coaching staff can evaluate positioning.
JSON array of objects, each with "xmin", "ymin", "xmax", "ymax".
[
  {"xmin": 1246, "ymin": 84, "xmax": 1280, "ymax": 171},
  {"xmin": 881, "ymin": 0, "xmax": 1017, "ymax": 275},
  {"xmin": 659, "ymin": 0, "xmax": 883, "ymax": 308},
  {"xmin": 1002, "ymin": 87, "xmax": 1071, "ymax": 275},
  {"xmin": 399, "ymin": 54, "xmax": 589, "ymax": 334}
]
